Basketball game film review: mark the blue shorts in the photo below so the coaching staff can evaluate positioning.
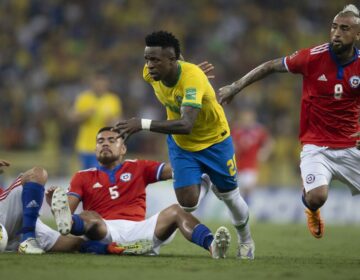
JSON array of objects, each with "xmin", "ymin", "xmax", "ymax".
[{"xmin": 167, "ymin": 135, "xmax": 237, "ymax": 191}]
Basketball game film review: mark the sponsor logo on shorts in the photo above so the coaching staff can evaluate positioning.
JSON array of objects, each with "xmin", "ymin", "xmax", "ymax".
[
  {"xmin": 120, "ymin": 173, "xmax": 132, "ymax": 182},
  {"xmin": 306, "ymin": 174, "xmax": 315, "ymax": 184},
  {"xmin": 349, "ymin": 75, "xmax": 360, "ymax": 88}
]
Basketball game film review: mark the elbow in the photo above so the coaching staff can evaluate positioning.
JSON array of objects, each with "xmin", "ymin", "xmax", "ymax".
[{"xmin": 179, "ymin": 121, "xmax": 194, "ymax": 134}]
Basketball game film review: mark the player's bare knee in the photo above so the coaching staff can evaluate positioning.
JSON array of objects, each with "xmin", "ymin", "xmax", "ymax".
[
  {"xmin": 21, "ymin": 166, "xmax": 48, "ymax": 186},
  {"xmin": 306, "ymin": 186, "xmax": 328, "ymax": 208}
]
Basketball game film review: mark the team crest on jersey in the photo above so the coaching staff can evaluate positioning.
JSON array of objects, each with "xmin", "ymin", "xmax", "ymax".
[
  {"xmin": 120, "ymin": 173, "xmax": 132, "ymax": 182},
  {"xmin": 305, "ymin": 174, "xmax": 315, "ymax": 184},
  {"xmin": 349, "ymin": 76, "xmax": 360, "ymax": 88}
]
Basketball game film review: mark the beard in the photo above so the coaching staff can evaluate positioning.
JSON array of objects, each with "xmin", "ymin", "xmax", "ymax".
[
  {"xmin": 97, "ymin": 152, "xmax": 118, "ymax": 165},
  {"xmin": 330, "ymin": 41, "xmax": 353, "ymax": 55}
]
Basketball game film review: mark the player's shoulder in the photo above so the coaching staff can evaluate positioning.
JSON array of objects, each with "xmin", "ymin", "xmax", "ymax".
[
  {"xmin": 76, "ymin": 167, "xmax": 97, "ymax": 175},
  {"xmin": 179, "ymin": 61, "xmax": 204, "ymax": 77},
  {"xmin": 308, "ymin": 43, "xmax": 330, "ymax": 56}
]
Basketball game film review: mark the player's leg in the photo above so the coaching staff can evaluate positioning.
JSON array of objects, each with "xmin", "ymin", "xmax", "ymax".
[
  {"xmin": 200, "ymin": 136, "xmax": 255, "ymax": 259},
  {"xmin": 300, "ymin": 145, "xmax": 332, "ymax": 239},
  {"xmin": 167, "ymin": 136, "xmax": 209, "ymax": 211},
  {"xmin": 237, "ymin": 169, "xmax": 258, "ymax": 205},
  {"xmin": 154, "ymin": 204, "xmax": 231, "ymax": 259},
  {"xmin": 18, "ymin": 166, "xmax": 47, "ymax": 254}
]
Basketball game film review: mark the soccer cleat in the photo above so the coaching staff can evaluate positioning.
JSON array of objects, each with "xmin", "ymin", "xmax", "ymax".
[
  {"xmin": 51, "ymin": 187, "xmax": 72, "ymax": 235},
  {"xmin": 18, "ymin": 238, "xmax": 44, "ymax": 254},
  {"xmin": 107, "ymin": 239, "xmax": 154, "ymax": 255},
  {"xmin": 237, "ymin": 240, "xmax": 255, "ymax": 260},
  {"xmin": 210, "ymin": 226, "xmax": 231, "ymax": 259},
  {"xmin": 305, "ymin": 208, "xmax": 324, "ymax": 239}
]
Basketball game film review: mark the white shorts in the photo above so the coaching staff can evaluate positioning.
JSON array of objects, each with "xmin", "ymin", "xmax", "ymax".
[
  {"xmin": 237, "ymin": 169, "xmax": 258, "ymax": 189},
  {"xmin": 300, "ymin": 144, "xmax": 360, "ymax": 195},
  {"xmin": 102, "ymin": 213, "xmax": 176, "ymax": 255},
  {"xmin": 0, "ymin": 180, "xmax": 60, "ymax": 251}
]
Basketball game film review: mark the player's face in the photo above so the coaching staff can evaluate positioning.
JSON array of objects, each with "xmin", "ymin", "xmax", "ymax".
[
  {"xmin": 144, "ymin": 46, "xmax": 177, "ymax": 81},
  {"xmin": 330, "ymin": 15, "xmax": 360, "ymax": 54},
  {"xmin": 96, "ymin": 131, "xmax": 126, "ymax": 165}
]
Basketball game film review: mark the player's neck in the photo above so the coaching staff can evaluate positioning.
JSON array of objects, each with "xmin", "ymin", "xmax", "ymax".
[
  {"xmin": 162, "ymin": 63, "xmax": 180, "ymax": 87},
  {"xmin": 100, "ymin": 160, "xmax": 122, "ymax": 170},
  {"xmin": 334, "ymin": 46, "xmax": 356, "ymax": 65}
]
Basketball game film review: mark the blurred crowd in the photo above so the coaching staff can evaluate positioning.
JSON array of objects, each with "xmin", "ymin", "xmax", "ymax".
[{"xmin": 0, "ymin": 0, "xmax": 352, "ymax": 184}]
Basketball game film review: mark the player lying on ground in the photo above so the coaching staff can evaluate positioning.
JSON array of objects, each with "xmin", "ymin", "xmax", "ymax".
[
  {"xmin": 47, "ymin": 127, "xmax": 231, "ymax": 259},
  {"xmin": 0, "ymin": 160, "xmax": 156, "ymax": 255}
]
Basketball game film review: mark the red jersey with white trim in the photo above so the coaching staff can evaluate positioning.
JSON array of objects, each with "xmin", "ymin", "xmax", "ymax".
[
  {"xmin": 284, "ymin": 43, "xmax": 360, "ymax": 148},
  {"xmin": 68, "ymin": 159, "xmax": 165, "ymax": 221},
  {"xmin": 231, "ymin": 124, "xmax": 269, "ymax": 170}
]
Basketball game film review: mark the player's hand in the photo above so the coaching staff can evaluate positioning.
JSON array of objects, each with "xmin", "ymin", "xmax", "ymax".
[
  {"xmin": 218, "ymin": 84, "xmax": 238, "ymax": 105},
  {"xmin": 350, "ymin": 132, "xmax": 360, "ymax": 150},
  {"xmin": 113, "ymin": 118, "xmax": 142, "ymax": 141},
  {"xmin": 45, "ymin": 186, "xmax": 58, "ymax": 206},
  {"xmin": 0, "ymin": 159, "xmax": 10, "ymax": 174},
  {"xmin": 197, "ymin": 61, "xmax": 215, "ymax": 79}
]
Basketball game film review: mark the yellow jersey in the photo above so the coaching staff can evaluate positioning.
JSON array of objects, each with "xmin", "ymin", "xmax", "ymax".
[
  {"xmin": 143, "ymin": 61, "xmax": 230, "ymax": 152},
  {"xmin": 75, "ymin": 90, "xmax": 122, "ymax": 152}
]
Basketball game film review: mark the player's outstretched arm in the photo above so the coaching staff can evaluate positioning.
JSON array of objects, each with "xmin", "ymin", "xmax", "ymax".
[
  {"xmin": 218, "ymin": 58, "xmax": 287, "ymax": 105},
  {"xmin": 114, "ymin": 106, "xmax": 200, "ymax": 139}
]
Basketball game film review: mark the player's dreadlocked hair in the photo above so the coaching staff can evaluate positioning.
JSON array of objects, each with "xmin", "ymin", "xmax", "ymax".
[{"xmin": 145, "ymin": 31, "xmax": 181, "ymax": 60}]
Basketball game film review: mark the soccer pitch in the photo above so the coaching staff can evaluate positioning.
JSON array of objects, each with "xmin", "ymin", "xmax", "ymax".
[{"xmin": 1, "ymin": 223, "xmax": 359, "ymax": 280}]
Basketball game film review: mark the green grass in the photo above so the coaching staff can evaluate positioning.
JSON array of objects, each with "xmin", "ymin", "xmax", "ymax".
[{"xmin": 1, "ymin": 223, "xmax": 360, "ymax": 280}]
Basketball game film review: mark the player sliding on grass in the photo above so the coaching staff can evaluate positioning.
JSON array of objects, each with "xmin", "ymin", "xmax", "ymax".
[
  {"xmin": 0, "ymin": 159, "xmax": 143, "ymax": 255},
  {"xmin": 218, "ymin": 4, "xmax": 360, "ymax": 239},
  {"xmin": 113, "ymin": 31, "xmax": 254, "ymax": 259},
  {"xmin": 48, "ymin": 127, "xmax": 231, "ymax": 259}
]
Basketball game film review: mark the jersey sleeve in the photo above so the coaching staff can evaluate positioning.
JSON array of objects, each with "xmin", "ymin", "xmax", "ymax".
[
  {"xmin": 140, "ymin": 160, "xmax": 165, "ymax": 185},
  {"xmin": 67, "ymin": 173, "xmax": 84, "ymax": 200},
  {"xmin": 283, "ymin": 48, "xmax": 310, "ymax": 75},
  {"xmin": 181, "ymin": 67, "xmax": 206, "ymax": 109}
]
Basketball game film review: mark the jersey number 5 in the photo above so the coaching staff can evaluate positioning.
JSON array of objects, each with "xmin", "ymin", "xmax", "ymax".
[
  {"xmin": 109, "ymin": 186, "xmax": 120, "ymax": 200},
  {"xmin": 334, "ymin": 84, "xmax": 343, "ymax": 100}
]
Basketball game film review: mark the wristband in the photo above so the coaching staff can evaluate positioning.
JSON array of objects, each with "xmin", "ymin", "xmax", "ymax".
[{"xmin": 141, "ymin": 119, "xmax": 152, "ymax": 130}]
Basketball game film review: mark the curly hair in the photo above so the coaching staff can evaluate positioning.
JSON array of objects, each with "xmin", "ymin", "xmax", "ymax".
[{"xmin": 145, "ymin": 31, "xmax": 181, "ymax": 59}]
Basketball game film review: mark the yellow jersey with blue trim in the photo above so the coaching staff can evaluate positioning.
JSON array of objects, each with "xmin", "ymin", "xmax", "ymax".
[
  {"xmin": 143, "ymin": 60, "xmax": 230, "ymax": 152},
  {"xmin": 75, "ymin": 90, "xmax": 122, "ymax": 152}
]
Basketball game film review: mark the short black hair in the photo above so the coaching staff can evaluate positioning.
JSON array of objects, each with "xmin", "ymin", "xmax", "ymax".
[
  {"xmin": 145, "ymin": 31, "xmax": 181, "ymax": 60},
  {"xmin": 97, "ymin": 127, "xmax": 124, "ymax": 139}
]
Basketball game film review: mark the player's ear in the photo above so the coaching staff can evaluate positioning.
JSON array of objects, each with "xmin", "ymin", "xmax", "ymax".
[{"xmin": 120, "ymin": 142, "xmax": 127, "ymax": 155}]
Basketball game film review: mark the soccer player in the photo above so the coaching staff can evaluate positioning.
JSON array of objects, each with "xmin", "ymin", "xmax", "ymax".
[
  {"xmin": 0, "ymin": 160, "xmax": 149, "ymax": 255},
  {"xmin": 49, "ymin": 127, "xmax": 231, "ymax": 258},
  {"xmin": 71, "ymin": 70, "xmax": 122, "ymax": 169},
  {"xmin": 218, "ymin": 4, "xmax": 360, "ymax": 239},
  {"xmin": 0, "ymin": 161, "xmax": 83, "ymax": 254},
  {"xmin": 113, "ymin": 31, "xmax": 255, "ymax": 259},
  {"xmin": 231, "ymin": 109, "xmax": 273, "ymax": 204}
]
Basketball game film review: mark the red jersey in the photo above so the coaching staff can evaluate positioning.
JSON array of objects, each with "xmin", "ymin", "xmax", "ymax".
[
  {"xmin": 68, "ymin": 159, "xmax": 165, "ymax": 221},
  {"xmin": 284, "ymin": 43, "xmax": 360, "ymax": 148},
  {"xmin": 231, "ymin": 124, "xmax": 269, "ymax": 170}
]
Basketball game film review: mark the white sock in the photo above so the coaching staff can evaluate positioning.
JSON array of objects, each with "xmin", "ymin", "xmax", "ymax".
[{"xmin": 216, "ymin": 187, "xmax": 252, "ymax": 243}]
